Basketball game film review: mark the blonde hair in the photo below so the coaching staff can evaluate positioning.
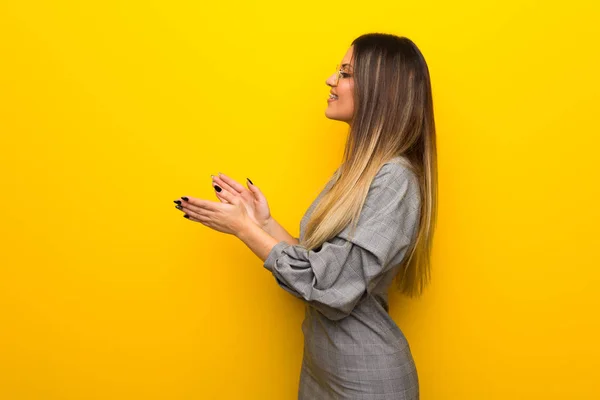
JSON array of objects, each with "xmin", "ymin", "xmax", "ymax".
[{"xmin": 300, "ymin": 33, "xmax": 438, "ymax": 298}]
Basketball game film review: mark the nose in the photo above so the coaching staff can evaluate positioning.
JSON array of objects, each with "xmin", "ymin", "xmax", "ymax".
[{"xmin": 326, "ymin": 72, "xmax": 338, "ymax": 87}]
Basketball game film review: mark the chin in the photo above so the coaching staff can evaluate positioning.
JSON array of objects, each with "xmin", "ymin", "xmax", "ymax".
[{"xmin": 325, "ymin": 109, "xmax": 350, "ymax": 123}]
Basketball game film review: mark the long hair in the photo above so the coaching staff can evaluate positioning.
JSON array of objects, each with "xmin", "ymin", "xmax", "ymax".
[{"xmin": 300, "ymin": 33, "xmax": 438, "ymax": 298}]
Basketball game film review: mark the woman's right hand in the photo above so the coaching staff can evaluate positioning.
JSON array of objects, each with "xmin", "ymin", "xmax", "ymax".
[{"xmin": 211, "ymin": 173, "xmax": 272, "ymax": 229}]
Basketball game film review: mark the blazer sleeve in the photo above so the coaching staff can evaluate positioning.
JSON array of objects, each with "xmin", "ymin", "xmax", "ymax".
[{"xmin": 263, "ymin": 163, "xmax": 421, "ymax": 321}]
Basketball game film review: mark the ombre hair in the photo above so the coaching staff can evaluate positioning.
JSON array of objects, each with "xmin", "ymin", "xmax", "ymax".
[{"xmin": 301, "ymin": 33, "xmax": 438, "ymax": 298}]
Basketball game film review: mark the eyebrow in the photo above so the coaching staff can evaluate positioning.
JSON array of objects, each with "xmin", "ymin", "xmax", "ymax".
[{"xmin": 341, "ymin": 63, "xmax": 353, "ymax": 71}]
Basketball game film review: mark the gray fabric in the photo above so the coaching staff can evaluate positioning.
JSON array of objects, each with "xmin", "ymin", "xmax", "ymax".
[{"xmin": 263, "ymin": 156, "xmax": 422, "ymax": 399}]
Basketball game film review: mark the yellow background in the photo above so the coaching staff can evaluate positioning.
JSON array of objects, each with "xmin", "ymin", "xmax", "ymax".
[{"xmin": 1, "ymin": 0, "xmax": 599, "ymax": 398}]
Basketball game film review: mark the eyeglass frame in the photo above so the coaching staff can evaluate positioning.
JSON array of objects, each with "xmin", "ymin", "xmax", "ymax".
[{"xmin": 333, "ymin": 64, "xmax": 353, "ymax": 86}]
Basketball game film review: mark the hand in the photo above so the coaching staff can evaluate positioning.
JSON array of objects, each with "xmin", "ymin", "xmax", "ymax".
[
  {"xmin": 174, "ymin": 190, "xmax": 256, "ymax": 237},
  {"xmin": 211, "ymin": 173, "xmax": 272, "ymax": 229}
]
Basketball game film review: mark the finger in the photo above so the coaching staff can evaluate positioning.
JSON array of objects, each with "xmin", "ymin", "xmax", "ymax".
[
  {"xmin": 181, "ymin": 196, "xmax": 219, "ymax": 212},
  {"xmin": 246, "ymin": 180, "xmax": 264, "ymax": 200},
  {"xmin": 215, "ymin": 186, "xmax": 237, "ymax": 204},
  {"xmin": 217, "ymin": 172, "xmax": 247, "ymax": 193},
  {"xmin": 211, "ymin": 184, "xmax": 231, "ymax": 204},
  {"xmin": 212, "ymin": 175, "xmax": 242, "ymax": 195},
  {"xmin": 181, "ymin": 200, "xmax": 215, "ymax": 222},
  {"xmin": 181, "ymin": 201, "xmax": 213, "ymax": 220},
  {"xmin": 184, "ymin": 212, "xmax": 208, "ymax": 225},
  {"xmin": 214, "ymin": 190, "xmax": 231, "ymax": 204}
]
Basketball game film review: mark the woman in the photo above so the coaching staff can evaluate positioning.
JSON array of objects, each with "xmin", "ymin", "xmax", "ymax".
[{"xmin": 174, "ymin": 32, "xmax": 438, "ymax": 399}]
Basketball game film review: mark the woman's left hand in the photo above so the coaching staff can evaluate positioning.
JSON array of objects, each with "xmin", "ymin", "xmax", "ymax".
[{"xmin": 175, "ymin": 188, "xmax": 254, "ymax": 237}]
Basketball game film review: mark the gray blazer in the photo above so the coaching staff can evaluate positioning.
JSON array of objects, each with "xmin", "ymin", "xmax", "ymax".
[{"xmin": 264, "ymin": 156, "xmax": 421, "ymax": 399}]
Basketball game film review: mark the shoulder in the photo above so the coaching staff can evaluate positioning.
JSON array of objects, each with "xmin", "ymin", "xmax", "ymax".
[
  {"xmin": 364, "ymin": 157, "xmax": 421, "ymax": 216},
  {"xmin": 374, "ymin": 157, "xmax": 420, "ymax": 193}
]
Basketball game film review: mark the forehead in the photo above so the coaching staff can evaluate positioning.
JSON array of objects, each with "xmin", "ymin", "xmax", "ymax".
[{"xmin": 340, "ymin": 46, "xmax": 354, "ymax": 69}]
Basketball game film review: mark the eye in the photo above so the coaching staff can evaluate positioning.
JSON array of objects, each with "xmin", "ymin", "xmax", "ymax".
[{"xmin": 340, "ymin": 72, "xmax": 351, "ymax": 78}]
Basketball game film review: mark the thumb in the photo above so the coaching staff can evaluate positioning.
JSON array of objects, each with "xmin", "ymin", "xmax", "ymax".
[{"xmin": 246, "ymin": 178, "xmax": 264, "ymax": 200}]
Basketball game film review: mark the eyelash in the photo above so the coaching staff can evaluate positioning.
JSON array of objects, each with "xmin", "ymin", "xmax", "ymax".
[{"xmin": 340, "ymin": 72, "xmax": 351, "ymax": 78}]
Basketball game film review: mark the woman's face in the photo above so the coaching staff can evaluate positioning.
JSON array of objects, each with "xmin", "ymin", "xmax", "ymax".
[{"xmin": 325, "ymin": 46, "xmax": 355, "ymax": 124}]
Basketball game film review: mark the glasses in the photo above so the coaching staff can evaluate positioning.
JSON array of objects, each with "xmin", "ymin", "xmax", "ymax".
[{"xmin": 333, "ymin": 64, "xmax": 353, "ymax": 86}]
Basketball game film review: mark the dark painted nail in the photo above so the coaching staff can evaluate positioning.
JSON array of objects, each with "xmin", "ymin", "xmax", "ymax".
[
  {"xmin": 174, "ymin": 200, "xmax": 182, "ymax": 205},
  {"xmin": 247, "ymin": 178, "xmax": 253, "ymax": 185},
  {"xmin": 183, "ymin": 214, "xmax": 190, "ymax": 219},
  {"xmin": 182, "ymin": 196, "xmax": 189, "ymax": 201},
  {"xmin": 213, "ymin": 185, "xmax": 222, "ymax": 192},
  {"xmin": 175, "ymin": 205, "xmax": 183, "ymax": 210}
]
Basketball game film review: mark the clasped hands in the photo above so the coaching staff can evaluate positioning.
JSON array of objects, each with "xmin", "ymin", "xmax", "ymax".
[{"xmin": 173, "ymin": 173, "xmax": 272, "ymax": 238}]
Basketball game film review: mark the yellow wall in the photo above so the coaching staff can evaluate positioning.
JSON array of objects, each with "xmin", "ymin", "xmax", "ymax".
[{"xmin": 1, "ymin": 1, "xmax": 599, "ymax": 399}]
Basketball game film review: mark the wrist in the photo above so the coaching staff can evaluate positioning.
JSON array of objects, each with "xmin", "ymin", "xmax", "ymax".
[
  {"xmin": 262, "ymin": 216, "xmax": 276, "ymax": 233},
  {"xmin": 236, "ymin": 218, "xmax": 259, "ymax": 242}
]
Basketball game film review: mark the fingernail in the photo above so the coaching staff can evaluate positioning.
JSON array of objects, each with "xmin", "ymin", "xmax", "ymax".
[
  {"xmin": 182, "ymin": 196, "xmax": 189, "ymax": 201},
  {"xmin": 174, "ymin": 200, "xmax": 182, "ymax": 205},
  {"xmin": 247, "ymin": 178, "xmax": 253, "ymax": 185},
  {"xmin": 183, "ymin": 214, "xmax": 190, "ymax": 219},
  {"xmin": 218, "ymin": 172, "xmax": 223, "ymax": 177},
  {"xmin": 213, "ymin": 185, "xmax": 222, "ymax": 192},
  {"xmin": 175, "ymin": 205, "xmax": 183, "ymax": 210},
  {"xmin": 210, "ymin": 175, "xmax": 215, "ymax": 179}
]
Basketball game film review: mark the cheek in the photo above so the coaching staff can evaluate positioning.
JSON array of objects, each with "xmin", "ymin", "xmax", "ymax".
[
  {"xmin": 340, "ymin": 83, "xmax": 354, "ymax": 102},
  {"xmin": 340, "ymin": 90, "xmax": 353, "ymax": 108}
]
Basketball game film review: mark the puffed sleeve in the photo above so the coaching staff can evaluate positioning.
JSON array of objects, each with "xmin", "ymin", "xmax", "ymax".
[{"xmin": 263, "ymin": 162, "xmax": 421, "ymax": 321}]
